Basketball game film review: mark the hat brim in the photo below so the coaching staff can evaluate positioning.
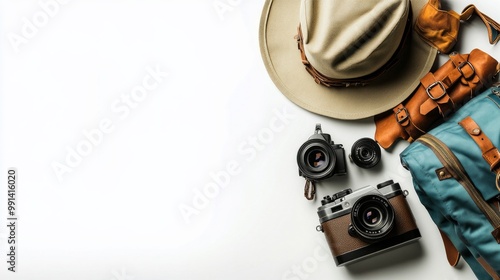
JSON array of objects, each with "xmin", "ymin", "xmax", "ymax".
[{"xmin": 259, "ymin": 0, "xmax": 437, "ymax": 120}]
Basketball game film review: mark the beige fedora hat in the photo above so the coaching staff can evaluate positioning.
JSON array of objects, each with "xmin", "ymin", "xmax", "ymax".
[{"xmin": 259, "ymin": 0, "xmax": 438, "ymax": 120}]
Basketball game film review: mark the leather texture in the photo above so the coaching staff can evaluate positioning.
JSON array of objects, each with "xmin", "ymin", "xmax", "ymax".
[
  {"xmin": 459, "ymin": 117, "xmax": 500, "ymax": 173},
  {"xmin": 439, "ymin": 229, "xmax": 460, "ymax": 267},
  {"xmin": 321, "ymin": 194, "xmax": 419, "ymax": 265},
  {"xmin": 415, "ymin": 0, "xmax": 500, "ymax": 54},
  {"xmin": 400, "ymin": 87, "xmax": 500, "ymax": 279},
  {"xmin": 374, "ymin": 48, "xmax": 499, "ymax": 149}
]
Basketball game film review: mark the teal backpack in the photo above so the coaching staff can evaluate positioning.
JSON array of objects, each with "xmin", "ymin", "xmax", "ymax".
[{"xmin": 400, "ymin": 86, "xmax": 500, "ymax": 279}]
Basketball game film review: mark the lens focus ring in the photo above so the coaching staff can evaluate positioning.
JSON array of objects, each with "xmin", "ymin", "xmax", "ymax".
[
  {"xmin": 351, "ymin": 195, "xmax": 395, "ymax": 240},
  {"xmin": 350, "ymin": 138, "xmax": 381, "ymax": 169},
  {"xmin": 297, "ymin": 139, "xmax": 337, "ymax": 180}
]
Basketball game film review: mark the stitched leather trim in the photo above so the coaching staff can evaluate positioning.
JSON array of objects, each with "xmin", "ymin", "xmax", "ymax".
[{"xmin": 459, "ymin": 117, "xmax": 500, "ymax": 172}]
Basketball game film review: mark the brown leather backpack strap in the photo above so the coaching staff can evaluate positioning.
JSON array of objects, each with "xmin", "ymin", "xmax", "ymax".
[
  {"xmin": 439, "ymin": 229, "xmax": 461, "ymax": 267},
  {"xmin": 459, "ymin": 117, "xmax": 500, "ymax": 173}
]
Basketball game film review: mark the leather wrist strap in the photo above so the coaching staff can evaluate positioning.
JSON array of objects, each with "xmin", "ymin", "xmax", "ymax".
[{"xmin": 304, "ymin": 179, "xmax": 315, "ymax": 200}]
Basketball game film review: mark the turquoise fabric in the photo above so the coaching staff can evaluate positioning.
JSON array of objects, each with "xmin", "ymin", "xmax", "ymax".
[{"xmin": 400, "ymin": 86, "xmax": 500, "ymax": 279}]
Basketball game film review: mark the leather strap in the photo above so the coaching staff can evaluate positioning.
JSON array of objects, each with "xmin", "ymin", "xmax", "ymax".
[
  {"xmin": 304, "ymin": 179, "xmax": 315, "ymax": 200},
  {"xmin": 392, "ymin": 103, "xmax": 425, "ymax": 142},
  {"xmin": 440, "ymin": 211, "xmax": 500, "ymax": 279},
  {"xmin": 294, "ymin": 7, "xmax": 412, "ymax": 87},
  {"xmin": 419, "ymin": 53, "xmax": 479, "ymax": 117},
  {"xmin": 459, "ymin": 117, "xmax": 500, "ymax": 174},
  {"xmin": 460, "ymin": 5, "xmax": 500, "ymax": 46},
  {"xmin": 459, "ymin": 116, "xmax": 500, "ymax": 192},
  {"xmin": 439, "ymin": 229, "xmax": 461, "ymax": 267},
  {"xmin": 395, "ymin": 52, "xmax": 479, "ymax": 141}
]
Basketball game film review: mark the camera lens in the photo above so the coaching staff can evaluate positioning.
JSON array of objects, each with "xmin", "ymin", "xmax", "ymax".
[
  {"xmin": 307, "ymin": 150, "xmax": 326, "ymax": 168},
  {"xmin": 350, "ymin": 138, "xmax": 381, "ymax": 169},
  {"xmin": 363, "ymin": 207, "xmax": 382, "ymax": 227},
  {"xmin": 351, "ymin": 195, "xmax": 394, "ymax": 240},
  {"xmin": 297, "ymin": 140, "xmax": 336, "ymax": 181}
]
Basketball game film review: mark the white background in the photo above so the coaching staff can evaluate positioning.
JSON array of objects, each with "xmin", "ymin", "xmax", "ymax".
[{"xmin": 0, "ymin": 0, "xmax": 498, "ymax": 279}]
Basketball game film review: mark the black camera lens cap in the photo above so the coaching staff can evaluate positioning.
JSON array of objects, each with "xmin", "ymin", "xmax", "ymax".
[{"xmin": 349, "ymin": 138, "xmax": 381, "ymax": 169}]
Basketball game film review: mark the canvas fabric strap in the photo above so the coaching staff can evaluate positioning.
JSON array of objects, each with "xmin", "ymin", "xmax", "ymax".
[
  {"xmin": 459, "ymin": 116, "xmax": 500, "ymax": 191},
  {"xmin": 460, "ymin": 115, "xmax": 500, "ymax": 277},
  {"xmin": 478, "ymin": 257, "xmax": 500, "ymax": 280},
  {"xmin": 294, "ymin": 7, "xmax": 412, "ymax": 87},
  {"xmin": 415, "ymin": 0, "xmax": 500, "ymax": 54},
  {"xmin": 419, "ymin": 133, "xmax": 500, "ymax": 278}
]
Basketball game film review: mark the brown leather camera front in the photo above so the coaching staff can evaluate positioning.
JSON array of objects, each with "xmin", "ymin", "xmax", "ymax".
[{"xmin": 321, "ymin": 195, "xmax": 418, "ymax": 261}]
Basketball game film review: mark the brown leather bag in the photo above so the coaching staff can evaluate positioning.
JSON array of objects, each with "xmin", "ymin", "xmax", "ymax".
[
  {"xmin": 374, "ymin": 49, "xmax": 499, "ymax": 149},
  {"xmin": 415, "ymin": 0, "xmax": 500, "ymax": 54}
]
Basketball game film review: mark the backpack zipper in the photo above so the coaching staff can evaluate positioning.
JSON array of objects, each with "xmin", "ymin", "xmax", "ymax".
[{"xmin": 417, "ymin": 134, "xmax": 500, "ymax": 235}]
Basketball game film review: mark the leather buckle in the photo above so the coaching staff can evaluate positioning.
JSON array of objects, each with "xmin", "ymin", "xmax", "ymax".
[
  {"xmin": 457, "ymin": 61, "xmax": 475, "ymax": 79},
  {"xmin": 426, "ymin": 81, "xmax": 447, "ymax": 100},
  {"xmin": 395, "ymin": 107, "xmax": 409, "ymax": 124}
]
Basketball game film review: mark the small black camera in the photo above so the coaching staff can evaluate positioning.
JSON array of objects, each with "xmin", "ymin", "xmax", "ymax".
[
  {"xmin": 316, "ymin": 180, "xmax": 421, "ymax": 266},
  {"xmin": 297, "ymin": 124, "xmax": 347, "ymax": 199}
]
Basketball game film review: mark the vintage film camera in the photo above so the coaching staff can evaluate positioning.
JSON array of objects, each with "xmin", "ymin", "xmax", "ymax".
[
  {"xmin": 316, "ymin": 180, "xmax": 421, "ymax": 266},
  {"xmin": 297, "ymin": 124, "xmax": 347, "ymax": 199}
]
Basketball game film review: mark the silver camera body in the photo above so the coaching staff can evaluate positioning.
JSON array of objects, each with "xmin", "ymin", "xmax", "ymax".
[{"xmin": 317, "ymin": 180, "xmax": 421, "ymax": 266}]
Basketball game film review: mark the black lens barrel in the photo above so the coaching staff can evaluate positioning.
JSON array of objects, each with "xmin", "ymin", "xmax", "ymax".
[{"xmin": 350, "ymin": 138, "xmax": 381, "ymax": 169}]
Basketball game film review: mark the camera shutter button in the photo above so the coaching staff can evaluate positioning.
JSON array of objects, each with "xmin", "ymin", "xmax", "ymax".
[{"xmin": 321, "ymin": 195, "xmax": 333, "ymax": 205}]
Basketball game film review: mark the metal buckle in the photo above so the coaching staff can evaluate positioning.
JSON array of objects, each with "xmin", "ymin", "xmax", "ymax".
[
  {"xmin": 395, "ymin": 107, "xmax": 409, "ymax": 124},
  {"xmin": 457, "ymin": 61, "xmax": 475, "ymax": 78},
  {"xmin": 426, "ymin": 81, "xmax": 447, "ymax": 100}
]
